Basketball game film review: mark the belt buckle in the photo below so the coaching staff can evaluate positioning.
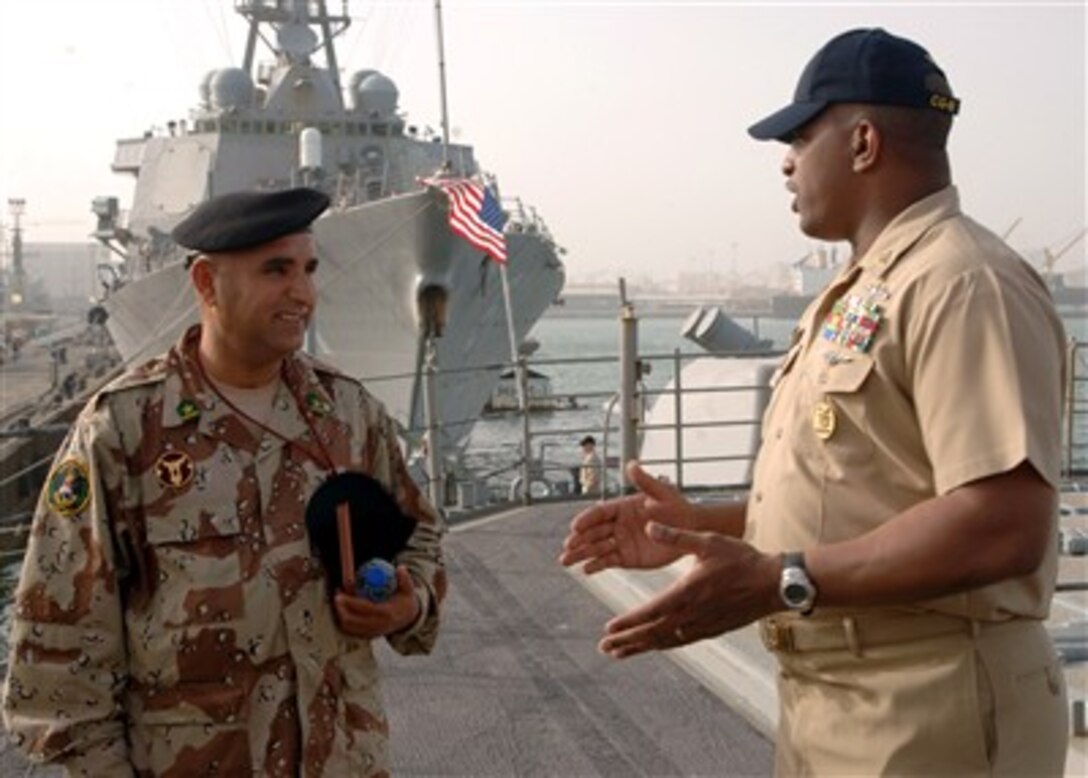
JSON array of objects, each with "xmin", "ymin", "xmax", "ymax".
[{"xmin": 760, "ymin": 619, "xmax": 795, "ymax": 652}]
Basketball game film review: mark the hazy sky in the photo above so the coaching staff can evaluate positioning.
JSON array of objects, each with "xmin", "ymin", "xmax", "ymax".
[{"xmin": 0, "ymin": 0, "xmax": 1084, "ymax": 288}]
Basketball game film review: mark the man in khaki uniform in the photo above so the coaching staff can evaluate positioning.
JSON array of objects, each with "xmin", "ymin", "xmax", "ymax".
[
  {"xmin": 579, "ymin": 435, "xmax": 603, "ymax": 496},
  {"xmin": 560, "ymin": 28, "xmax": 1068, "ymax": 775},
  {"xmin": 3, "ymin": 188, "xmax": 446, "ymax": 776}
]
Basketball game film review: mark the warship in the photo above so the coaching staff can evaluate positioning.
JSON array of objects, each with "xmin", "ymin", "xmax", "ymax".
[{"xmin": 91, "ymin": 0, "xmax": 565, "ymax": 452}]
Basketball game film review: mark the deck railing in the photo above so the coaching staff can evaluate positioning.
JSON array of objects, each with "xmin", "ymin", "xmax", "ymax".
[
  {"xmin": 2, "ymin": 313, "xmax": 1085, "ymax": 524},
  {"xmin": 397, "ymin": 310, "xmax": 1088, "ymax": 514},
  {"xmin": 1065, "ymin": 340, "xmax": 1088, "ymax": 480}
]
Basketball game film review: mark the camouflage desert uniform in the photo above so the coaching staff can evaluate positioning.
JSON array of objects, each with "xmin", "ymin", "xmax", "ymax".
[{"xmin": 2, "ymin": 325, "xmax": 446, "ymax": 777}]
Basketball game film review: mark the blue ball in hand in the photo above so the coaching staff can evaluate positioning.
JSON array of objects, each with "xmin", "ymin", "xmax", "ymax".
[{"xmin": 356, "ymin": 558, "xmax": 397, "ymax": 602}]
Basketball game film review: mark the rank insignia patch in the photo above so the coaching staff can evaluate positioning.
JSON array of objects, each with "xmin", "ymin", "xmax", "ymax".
[
  {"xmin": 155, "ymin": 451, "xmax": 195, "ymax": 489},
  {"xmin": 305, "ymin": 391, "xmax": 332, "ymax": 417},
  {"xmin": 176, "ymin": 398, "xmax": 200, "ymax": 422},
  {"xmin": 47, "ymin": 459, "xmax": 91, "ymax": 517}
]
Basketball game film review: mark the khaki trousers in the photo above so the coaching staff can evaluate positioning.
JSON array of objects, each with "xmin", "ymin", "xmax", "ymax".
[{"xmin": 769, "ymin": 615, "xmax": 1067, "ymax": 776}]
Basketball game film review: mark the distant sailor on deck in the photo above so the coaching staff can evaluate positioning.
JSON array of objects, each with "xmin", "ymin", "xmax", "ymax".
[
  {"xmin": 560, "ymin": 28, "xmax": 1068, "ymax": 776},
  {"xmin": 579, "ymin": 435, "xmax": 603, "ymax": 496},
  {"xmin": 2, "ymin": 188, "xmax": 446, "ymax": 776}
]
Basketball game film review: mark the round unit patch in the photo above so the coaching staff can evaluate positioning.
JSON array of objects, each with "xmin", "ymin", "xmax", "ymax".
[
  {"xmin": 155, "ymin": 451, "xmax": 195, "ymax": 489},
  {"xmin": 47, "ymin": 459, "xmax": 92, "ymax": 517}
]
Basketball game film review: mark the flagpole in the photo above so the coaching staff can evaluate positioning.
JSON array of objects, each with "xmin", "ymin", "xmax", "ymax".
[
  {"xmin": 500, "ymin": 259, "xmax": 534, "ymax": 503},
  {"xmin": 426, "ymin": 170, "xmax": 530, "ymax": 493},
  {"xmin": 499, "ymin": 262, "xmax": 527, "ymax": 411},
  {"xmin": 433, "ymin": 0, "xmax": 451, "ymax": 171}
]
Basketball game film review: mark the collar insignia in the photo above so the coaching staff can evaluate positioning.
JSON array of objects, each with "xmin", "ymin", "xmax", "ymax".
[
  {"xmin": 176, "ymin": 398, "xmax": 201, "ymax": 422},
  {"xmin": 306, "ymin": 391, "xmax": 332, "ymax": 417}
]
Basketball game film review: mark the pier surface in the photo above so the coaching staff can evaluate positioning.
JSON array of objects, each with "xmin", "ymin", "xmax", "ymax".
[
  {"xmin": 0, "ymin": 490, "xmax": 1082, "ymax": 775},
  {"xmin": 381, "ymin": 501, "xmax": 776, "ymax": 775},
  {"xmin": 0, "ymin": 502, "xmax": 774, "ymax": 776}
]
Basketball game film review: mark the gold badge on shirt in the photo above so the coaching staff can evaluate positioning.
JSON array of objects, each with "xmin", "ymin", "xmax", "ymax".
[
  {"xmin": 155, "ymin": 451, "xmax": 195, "ymax": 489},
  {"xmin": 812, "ymin": 401, "xmax": 836, "ymax": 440}
]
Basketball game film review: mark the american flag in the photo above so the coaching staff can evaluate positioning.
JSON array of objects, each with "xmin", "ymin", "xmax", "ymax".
[{"xmin": 427, "ymin": 179, "xmax": 508, "ymax": 264}]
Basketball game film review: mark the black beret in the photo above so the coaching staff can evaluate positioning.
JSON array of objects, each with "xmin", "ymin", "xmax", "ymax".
[
  {"xmin": 304, "ymin": 471, "xmax": 416, "ymax": 593},
  {"xmin": 172, "ymin": 187, "xmax": 330, "ymax": 253}
]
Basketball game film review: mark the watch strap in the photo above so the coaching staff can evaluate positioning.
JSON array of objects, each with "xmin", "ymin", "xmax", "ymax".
[{"xmin": 783, "ymin": 551, "xmax": 806, "ymax": 572}]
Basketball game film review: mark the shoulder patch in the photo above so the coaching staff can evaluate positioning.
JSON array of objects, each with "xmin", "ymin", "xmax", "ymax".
[
  {"xmin": 93, "ymin": 357, "xmax": 169, "ymax": 407},
  {"xmin": 297, "ymin": 351, "xmax": 350, "ymax": 379},
  {"xmin": 47, "ymin": 458, "xmax": 92, "ymax": 517}
]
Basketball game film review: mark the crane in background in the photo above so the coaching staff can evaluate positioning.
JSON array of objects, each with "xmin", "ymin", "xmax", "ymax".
[
  {"xmin": 1001, "ymin": 218, "xmax": 1086, "ymax": 297},
  {"xmin": 1001, "ymin": 216, "xmax": 1023, "ymax": 242},
  {"xmin": 1041, "ymin": 227, "xmax": 1087, "ymax": 288}
]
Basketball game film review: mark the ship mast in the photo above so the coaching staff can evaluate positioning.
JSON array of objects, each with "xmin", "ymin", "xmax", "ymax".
[
  {"xmin": 6, "ymin": 199, "xmax": 26, "ymax": 309},
  {"xmin": 238, "ymin": 0, "xmax": 350, "ymax": 110},
  {"xmin": 434, "ymin": 0, "xmax": 452, "ymax": 172},
  {"xmin": 316, "ymin": 0, "xmax": 344, "ymax": 99}
]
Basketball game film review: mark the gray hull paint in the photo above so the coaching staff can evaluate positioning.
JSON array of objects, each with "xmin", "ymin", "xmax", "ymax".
[
  {"xmin": 96, "ymin": 1, "xmax": 565, "ymax": 447},
  {"xmin": 103, "ymin": 188, "xmax": 564, "ymax": 442}
]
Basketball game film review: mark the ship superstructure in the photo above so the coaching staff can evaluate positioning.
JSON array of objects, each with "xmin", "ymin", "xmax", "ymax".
[{"xmin": 92, "ymin": 0, "xmax": 565, "ymax": 450}]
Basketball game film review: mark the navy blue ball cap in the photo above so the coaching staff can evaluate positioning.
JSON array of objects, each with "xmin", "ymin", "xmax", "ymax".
[
  {"xmin": 748, "ymin": 28, "xmax": 960, "ymax": 142},
  {"xmin": 172, "ymin": 187, "xmax": 330, "ymax": 254}
]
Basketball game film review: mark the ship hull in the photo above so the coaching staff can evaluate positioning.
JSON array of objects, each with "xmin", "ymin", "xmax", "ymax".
[{"xmin": 102, "ymin": 188, "xmax": 564, "ymax": 443}]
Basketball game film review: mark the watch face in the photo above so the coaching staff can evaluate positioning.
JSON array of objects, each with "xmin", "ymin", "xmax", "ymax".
[
  {"xmin": 780, "ymin": 557, "xmax": 816, "ymax": 613},
  {"xmin": 784, "ymin": 582, "xmax": 809, "ymax": 606}
]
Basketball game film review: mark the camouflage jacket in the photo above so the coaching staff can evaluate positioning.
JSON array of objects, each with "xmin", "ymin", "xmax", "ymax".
[{"xmin": 2, "ymin": 325, "xmax": 446, "ymax": 776}]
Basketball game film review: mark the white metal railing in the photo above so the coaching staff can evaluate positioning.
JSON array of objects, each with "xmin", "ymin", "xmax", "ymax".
[
  {"xmin": 394, "ymin": 320, "xmax": 1088, "ymax": 515},
  {"xmin": 3, "ymin": 315, "xmax": 1085, "ymax": 525},
  {"xmin": 1065, "ymin": 340, "xmax": 1088, "ymax": 479}
]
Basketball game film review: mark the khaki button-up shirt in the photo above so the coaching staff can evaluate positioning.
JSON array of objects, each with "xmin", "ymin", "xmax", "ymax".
[{"xmin": 746, "ymin": 187, "xmax": 1066, "ymax": 621}]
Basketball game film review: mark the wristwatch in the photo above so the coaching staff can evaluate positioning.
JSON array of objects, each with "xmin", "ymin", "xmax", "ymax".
[{"xmin": 779, "ymin": 552, "xmax": 817, "ymax": 615}]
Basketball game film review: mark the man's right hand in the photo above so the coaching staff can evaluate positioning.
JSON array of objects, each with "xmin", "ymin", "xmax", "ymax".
[{"xmin": 558, "ymin": 461, "xmax": 693, "ymax": 574}]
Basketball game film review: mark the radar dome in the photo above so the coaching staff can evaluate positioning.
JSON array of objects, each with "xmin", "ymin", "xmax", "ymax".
[
  {"xmin": 348, "ymin": 69, "xmax": 377, "ymax": 97},
  {"xmin": 209, "ymin": 68, "xmax": 255, "ymax": 111},
  {"xmin": 199, "ymin": 70, "xmax": 217, "ymax": 109},
  {"xmin": 351, "ymin": 71, "xmax": 398, "ymax": 118}
]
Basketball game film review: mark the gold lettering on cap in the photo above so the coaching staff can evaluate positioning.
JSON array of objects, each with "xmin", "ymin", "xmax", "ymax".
[{"xmin": 928, "ymin": 94, "xmax": 960, "ymax": 114}]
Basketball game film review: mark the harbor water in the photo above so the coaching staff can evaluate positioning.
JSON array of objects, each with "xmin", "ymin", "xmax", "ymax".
[{"xmin": 460, "ymin": 309, "xmax": 1088, "ymax": 499}]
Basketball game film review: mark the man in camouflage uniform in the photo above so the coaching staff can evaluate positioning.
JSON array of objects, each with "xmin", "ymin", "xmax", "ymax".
[{"xmin": 3, "ymin": 188, "xmax": 446, "ymax": 776}]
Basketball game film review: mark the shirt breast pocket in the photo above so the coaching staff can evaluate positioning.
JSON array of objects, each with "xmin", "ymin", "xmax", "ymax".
[
  {"xmin": 145, "ymin": 503, "xmax": 247, "ymax": 627},
  {"xmin": 812, "ymin": 355, "xmax": 875, "ymax": 466}
]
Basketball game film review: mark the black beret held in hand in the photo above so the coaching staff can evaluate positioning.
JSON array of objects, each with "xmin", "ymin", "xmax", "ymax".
[{"xmin": 304, "ymin": 471, "xmax": 417, "ymax": 592}]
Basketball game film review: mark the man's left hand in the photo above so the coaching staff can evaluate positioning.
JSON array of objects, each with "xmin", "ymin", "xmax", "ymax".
[
  {"xmin": 599, "ymin": 522, "xmax": 780, "ymax": 658},
  {"xmin": 333, "ymin": 565, "xmax": 421, "ymax": 639}
]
